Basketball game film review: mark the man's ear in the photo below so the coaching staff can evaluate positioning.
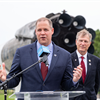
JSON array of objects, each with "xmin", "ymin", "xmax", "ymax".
[
  {"xmin": 75, "ymin": 39, "xmax": 77, "ymax": 45},
  {"xmin": 35, "ymin": 29, "xmax": 36, "ymax": 34},
  {"xmin": 52, "ymin": 28, "xmax": 54, "ymax": 35},
  {"xmin": 90, "ymin": 42, "xmax": 91, "ymax": 46}
]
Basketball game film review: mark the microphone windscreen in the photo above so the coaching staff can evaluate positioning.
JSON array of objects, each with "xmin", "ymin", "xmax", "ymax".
[{"xmin": 37, "ymin": 45, "xmax": 50, "ymax": 57}]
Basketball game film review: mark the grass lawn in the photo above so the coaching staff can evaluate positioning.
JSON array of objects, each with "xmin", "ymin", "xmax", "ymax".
[{"xmin": 0, "ymin": 90, "xmax": 15, "ymax": 100}]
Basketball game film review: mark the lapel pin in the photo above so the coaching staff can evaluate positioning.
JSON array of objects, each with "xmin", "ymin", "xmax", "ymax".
[
  {"xmin": 75, "ymin": 59, "xmax": 77, "ymax": 61},
  {"xmin": 89, "ymin": 59, "xmax": 91, "ymax": 62},
  {"xmin": 89, "ymin": 63, "xmax": 91, "ymax": 65},
  {"xmin": 54, "ymin": 54, "xmax": 57, "ymax": 57}
]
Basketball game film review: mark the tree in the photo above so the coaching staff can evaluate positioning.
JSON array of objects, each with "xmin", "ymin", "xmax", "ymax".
[{"xmin": 93, "ymin": 29, "xmax": 100, "ymax": 58}]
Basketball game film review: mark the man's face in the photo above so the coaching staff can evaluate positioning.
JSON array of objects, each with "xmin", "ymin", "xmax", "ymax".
[
  {"xmin": 76, "ymin": 34, "xmax": 91, "ymax": 55},
  {"xmin": 35, "ymin": 20, "xmax": 54, "ymax": 46}
]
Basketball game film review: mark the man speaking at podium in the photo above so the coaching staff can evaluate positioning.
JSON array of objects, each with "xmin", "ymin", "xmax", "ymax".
[{"xmin": 0, "ymin": 17, "xmax": 82, "ymax": 96}]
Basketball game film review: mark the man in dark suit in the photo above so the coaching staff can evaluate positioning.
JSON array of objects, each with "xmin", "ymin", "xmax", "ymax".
[
  {"xmin": 0, "ymin": 17, "xmax": 82, "ymax": 98},
  {"xmin": 70, "ymin": 29, "xmax": 100, "ymax": 100}
]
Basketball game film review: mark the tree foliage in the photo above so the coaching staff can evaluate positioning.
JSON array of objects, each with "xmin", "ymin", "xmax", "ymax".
[{"xmin": 93, "ymin": 29, "xmax": 100, "ymax": 58}]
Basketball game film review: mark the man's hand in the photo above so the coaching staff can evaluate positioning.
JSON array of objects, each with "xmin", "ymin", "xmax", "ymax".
[
  {"xmin": 73, "ymin": 65, "xmax": 82, "ymax": 82},
  {"xmin": 0, "ymin": 63, "xmax": 7, "ymax": 82}
]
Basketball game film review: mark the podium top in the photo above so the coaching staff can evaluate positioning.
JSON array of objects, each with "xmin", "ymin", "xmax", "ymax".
[{"xmin": 9, "ymin": 91, "xmax": 85, "ymax": 99}]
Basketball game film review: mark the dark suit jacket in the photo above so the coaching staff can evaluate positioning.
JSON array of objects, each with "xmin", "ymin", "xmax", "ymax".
[
  {"xmin": 70, "ymin": 51, "xmax": 100, "ymax": 100},
  {"xmin": 7, "ymin": 41, "xmax": 75, "ymax": 92}
]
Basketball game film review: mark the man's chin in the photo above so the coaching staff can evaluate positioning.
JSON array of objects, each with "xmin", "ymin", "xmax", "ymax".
[
  {"xmin": 79, "ymin": 50, "xmax": 86, "ymax": 55},
  {"xmin": 40, "ymin": 42, "xmax": 47, "ymax": 46}
]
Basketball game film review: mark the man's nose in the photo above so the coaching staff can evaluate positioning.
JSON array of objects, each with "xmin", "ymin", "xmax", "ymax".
[
  {"xmin": 41, "ymin": 30, "xmax": 45, "ymax": 34},
  {"xmin": 81, "ymin": 41, "xmax": 85, "ymax": 45}
]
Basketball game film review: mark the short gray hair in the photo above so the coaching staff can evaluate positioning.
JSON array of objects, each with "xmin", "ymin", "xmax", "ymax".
[{"xmin": 76, "ymin": 29, "xmax": 92, "ymax": 42}]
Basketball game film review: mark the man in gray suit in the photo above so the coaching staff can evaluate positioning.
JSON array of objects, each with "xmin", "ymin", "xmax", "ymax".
[{"xmin": 70, "ymin": 29, "xmax": 100, "ymax": 100}]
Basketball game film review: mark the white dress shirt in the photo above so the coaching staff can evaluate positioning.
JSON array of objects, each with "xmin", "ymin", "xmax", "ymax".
[{"xmin": 76, "ymin": 50, "xmax": 87, "ymax": 74}]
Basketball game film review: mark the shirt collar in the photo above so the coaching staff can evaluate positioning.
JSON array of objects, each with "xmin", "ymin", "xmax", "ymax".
[
  {"xmin": 76, "ymin": 50, "xmax": 87, "ymax": 59},
  {"xmin": 37, "ymin": 41, "xmax": 53, "ymax": 52}
]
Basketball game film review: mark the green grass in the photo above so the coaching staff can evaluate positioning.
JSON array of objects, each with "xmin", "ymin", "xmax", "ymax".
[{"xmin": 0, "ymin": 90, "xmax": 14, "ymax": 100}]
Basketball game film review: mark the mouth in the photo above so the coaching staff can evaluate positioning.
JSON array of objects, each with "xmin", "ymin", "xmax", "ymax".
[
  {"xmin": 80, "ymin": 46, "xmax": 85, "ymax": 48},
  {"xmin": 40, "ymin": 37, "xmax": 46, "ymax": 41},
  {"xmin": 40, "ymin": 36, "xmax": 46, "ymax": 39}
]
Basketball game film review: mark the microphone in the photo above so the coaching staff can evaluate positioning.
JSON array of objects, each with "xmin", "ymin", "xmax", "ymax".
[{"xmin": 37, "ymin": 45, "xmax": 50, "ymax": 66}]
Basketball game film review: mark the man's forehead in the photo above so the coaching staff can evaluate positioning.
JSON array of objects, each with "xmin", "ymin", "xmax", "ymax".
[{"xmin": 77, "ymin": 36, "xmax": 90, "ymax": 42}]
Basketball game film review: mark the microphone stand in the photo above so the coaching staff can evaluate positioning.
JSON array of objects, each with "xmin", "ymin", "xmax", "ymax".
[{"xmin": 0, "ymin": 56, "xmax": 47, "ymax": 100}]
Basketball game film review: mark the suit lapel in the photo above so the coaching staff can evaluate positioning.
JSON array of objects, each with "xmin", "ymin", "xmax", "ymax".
[
  {"xmin": 29, "ymin": 42, "xmax": 43, "ymax": 80},
  {"xmin": 84, "ymin": 53, "xmax": 92, "ymax": 83},
  {"xmin": 72, "ymin": 51, "xmax": 79, "ymax": 68},
  {"xmin": 44, "ymin": 44, "xmax": 59, "ymax": 81},
  {"xmin": 72, "ymin": 51, "xmax": 83, "ymax": 82}
]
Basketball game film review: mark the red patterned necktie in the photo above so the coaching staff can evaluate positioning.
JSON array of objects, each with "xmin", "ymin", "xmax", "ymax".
[
  {"xmin": 41, "ymin": 62, "xmax": 48, "ymax": 81},
  {"xmin": 81, "ymin": 56, "xmax": 86, "ymax": 83}
]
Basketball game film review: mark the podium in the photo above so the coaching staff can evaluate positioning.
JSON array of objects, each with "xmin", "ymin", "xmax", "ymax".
[{"xmin": 9, "ymin": 91, "xmax": 85, "ymax": 100}]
